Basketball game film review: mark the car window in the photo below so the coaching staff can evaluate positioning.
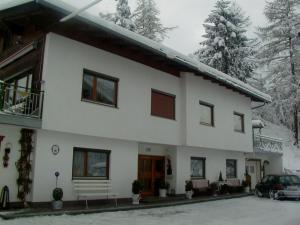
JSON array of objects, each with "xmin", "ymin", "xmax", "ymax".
[{"xmin": 289, "ymin": 176, "xmax": 300, "ymax": 184}]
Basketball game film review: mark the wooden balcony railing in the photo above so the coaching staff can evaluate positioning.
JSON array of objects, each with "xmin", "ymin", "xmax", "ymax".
[{"xmin": 253, "ymin": 134, "xmax": 283, "ymax": 154}]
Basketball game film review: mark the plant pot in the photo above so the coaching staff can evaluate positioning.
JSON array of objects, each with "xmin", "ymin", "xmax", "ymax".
[
  {"xmin": 186, "ymin": 190, "xmax": 193, "ymax": 199},
  {"xmin": 52, "ymin": 200, "xmax": 63, "ymax": 210},
  {"xmin": 244, "ymin": 186, "xmax": 250, "ymax": 193},
  {"xmin": 132, "ymin": 194, "xmax": 140, "ymax": 205},
  {"xmin": 159, "ymin": 189, "xmax": 167, "ymax": 198}
]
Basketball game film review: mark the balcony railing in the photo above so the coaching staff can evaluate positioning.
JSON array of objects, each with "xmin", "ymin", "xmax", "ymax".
[
  {"xmin": 0, "ymin": 82, "xmax": 44, "ymax": 119},
  {"xmin": 253, "ymin": 134, "xmax": 283, "ymax": 154}
]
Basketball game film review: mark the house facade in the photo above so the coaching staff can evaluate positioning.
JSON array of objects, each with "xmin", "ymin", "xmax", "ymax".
[{"xmin": 0, "ymin": 0, "xmax": 278, "ymax": 204}]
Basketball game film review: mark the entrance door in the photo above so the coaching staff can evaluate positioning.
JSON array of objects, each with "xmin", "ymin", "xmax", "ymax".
[
  {"xmin": 246, "ymin": 160, "xmax": 261, "ymax": 190},
  {"xmin": 138, "ymin": 155, "xmax": 165, "ymax": 197}
]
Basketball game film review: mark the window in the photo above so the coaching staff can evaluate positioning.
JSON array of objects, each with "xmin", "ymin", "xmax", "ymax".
[
  {"xmin": 233, "ymin": 112, "xmax": 244, "ymax": 132},
  {"xmin": 199, "ymin": 101, "xmax": 214, "ymax": 126},
  {"xmin": 72, "ymin": 147, "xmax": 110, "ymax": 179},
  {"xmin": 151, "ymin": 89, "xmax": 175, "ymax": 120},
  {"xmin": 191, "ymin": 157, "xmax": 206, "ymax": 179},
  {"xmin": 82, "ymin": 69, "xmax": 118, "ymax": 107},
  {"xmin": 226, "ymin": 159, "xmax": 237, "ymax": 178}
]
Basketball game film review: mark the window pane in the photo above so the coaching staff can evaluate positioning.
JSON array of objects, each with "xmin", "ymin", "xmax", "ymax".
[
  {"xmin": 234, "ymin": 114, "xmax": 243, "ymax": 131},
  {"xmin": 87, "ymin": 152, "xmax": 108, "ymax": 177},
  {"xmin": 82, "ymin": 74, "xmax": 94, "ymax": 100},
  {"xmin": 96, "ymin": 78, "xmax": 115, "ymax": 105},
  {"xmin": 226, "ymin": 159, "xmax": 237, "ymax": 178},
  {"xmin": 73, "ymin": 151, "xmax": 85, "ymax": 177},
  {"xmin": 191, "ymin": 158, "xmax": 205, "ymax": 178},
  {"xmin": 200, "ymin": 104, "xmax": 212, "ymax": 125}
]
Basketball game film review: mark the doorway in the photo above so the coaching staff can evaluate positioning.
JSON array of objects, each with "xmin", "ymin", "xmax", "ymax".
[
  {"xmin": 138, "ymin": 155, "xmax": 165, "ymax": 197},
  {"xmin": 246, "ymin": 160, "xmax": 261, "ymax": 190}
]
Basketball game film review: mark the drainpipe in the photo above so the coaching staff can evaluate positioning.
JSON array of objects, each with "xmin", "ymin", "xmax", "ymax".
[
  {"xmin": 60, "ymin": 0, "xmax": 104, "ymax": 22},
  {"xmin": 251, "ymin": 102, "xmax": 266, "ymax": 110}
]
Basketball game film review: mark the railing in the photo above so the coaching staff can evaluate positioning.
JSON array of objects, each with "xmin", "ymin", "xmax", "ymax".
[
  {"xmin": 0, "ymin": 82, "xmax": 44, "ymax": 119},
  {"xmin": 253, "ymin": 134, "xmax": 283, "ymax": 154}
]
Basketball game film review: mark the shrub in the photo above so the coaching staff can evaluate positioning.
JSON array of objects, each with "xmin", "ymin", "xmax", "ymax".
[
  {"xmin": 132, "ymin": 180, "xmax": 143, "ymax": 194},
  {"xmin": 52, "ymin": 188, "xmax": 63, "ymax": 201},
  {"xmin": 185, "ymin": 180, "xmax": 193, "ymax": 192}
]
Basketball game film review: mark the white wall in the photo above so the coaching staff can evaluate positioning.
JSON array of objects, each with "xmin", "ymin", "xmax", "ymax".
[
  {"xmin": 175, "ymin": 146, "xmax": 246, "ymax": 194},
  {"xmin": 42, "ymin": 33, "xmax": 182, "ymax": 146},
  {"xmin": 0, "ymin": 124, "xmax": 23, "ymax": 202},
  {"xmin": 31, "ymin": 129, "xmax": 138, "ymax": 202},
  {"xmin": 42, "ymin": 33, "xmax": 254, "ymax": 152},
  {"xmin": 182, "ymin": 73, "xmax": 253, "ymax": 152}
]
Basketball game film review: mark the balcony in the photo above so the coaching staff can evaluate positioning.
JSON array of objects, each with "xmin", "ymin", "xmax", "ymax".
[
  {"xmin": 0, "ymin": 81, "xmax": 44, "ymax": 128},
  {"xmin": 253, "ymin": 134, "xmax": 283, "ymax": 154}
]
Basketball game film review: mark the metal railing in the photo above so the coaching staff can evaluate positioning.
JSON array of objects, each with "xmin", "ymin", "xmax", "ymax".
[
  {"xmin": 0, "ymin": 82, "xmax": 44, "ymax": 118},
  {"xmin": 253, "ymin": 134, "xmax": 283, "ymax": 154}
]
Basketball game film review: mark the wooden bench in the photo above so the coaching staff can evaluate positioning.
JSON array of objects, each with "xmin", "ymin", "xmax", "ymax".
[
  {"xmin": 73, "ymin": 179, "xmax": 118, "ymax": 208},
  {"xmin": 225, "ymin": 178, "xmax": 243, "ymax": 193},
  {"xmin": 192, "ymin": 179, "xmax": 209, "ymax": 194}
]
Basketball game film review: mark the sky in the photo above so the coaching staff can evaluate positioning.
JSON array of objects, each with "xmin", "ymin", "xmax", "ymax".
[{"xmin": 0, "ymin": 0, "xmax": 268, "ymax": 55}]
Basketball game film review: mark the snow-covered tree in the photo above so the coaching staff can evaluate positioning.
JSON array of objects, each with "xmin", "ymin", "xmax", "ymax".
[
  {"xmin": 255, "ymin": 0, "xmax": 300, "ymax": 143},
  {"xmin": 194, "ymin": 0, "xmax": 256, "ymax": 82},
  {"xmin": 100, "ymin": 0, "xmax": 135, "ymax": 31},
  {"xmin": 132, "ymin": 0, "xmax": 175, "ymax": 42}
]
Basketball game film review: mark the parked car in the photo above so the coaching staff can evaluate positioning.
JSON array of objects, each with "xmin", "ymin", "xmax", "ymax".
[{"xmin": 255, "ymin": 174, "xmax": 300, "ymax": 200}]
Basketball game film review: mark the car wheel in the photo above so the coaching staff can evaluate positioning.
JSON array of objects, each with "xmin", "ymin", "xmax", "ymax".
[
  {"xmin": 269, "ymin": 190, "xmax": 278, "ymax": 200},
  {"xmin": 255, "ymin": 189, "xmax": 263, "ymax": 197}
]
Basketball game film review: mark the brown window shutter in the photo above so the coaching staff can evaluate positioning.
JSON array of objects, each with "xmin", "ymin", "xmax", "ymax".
[{"xmin": 151, "ymin": 90, "xmax": 175, "ymax": 120}]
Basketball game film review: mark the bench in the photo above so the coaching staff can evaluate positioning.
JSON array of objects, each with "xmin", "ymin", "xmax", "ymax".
[
  {"xmin": 73, "ymin": 179, "xmax": 118, "ymax": 208},
  {"xmin": 192, "ymin": 179, "xmax": 209, "ymax": 195},
  {"xmin": 225, "ymin": 178, "xmax": 243, "ymax": 193}
]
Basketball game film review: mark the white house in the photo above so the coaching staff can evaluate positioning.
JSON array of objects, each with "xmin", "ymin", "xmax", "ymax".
[{"xmin": 0, "ymin": 0, "xmax": 279, "ymax": 205}]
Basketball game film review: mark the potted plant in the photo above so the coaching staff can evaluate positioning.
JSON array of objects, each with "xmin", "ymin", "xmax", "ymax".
[
  {"xmin": 132, "ymin": 180, "xmax": 143, "ymax": 205},
  {"xmin": 159, "ymin": 181, "xmax": 170, "ymax": 198},
  {"xmin": 52, "ymin": 187, "xmax": 63, "ymax": 210},
  {"xmin": 210, "ymin": 182, "xmax": 218, "ymax": 197},
  {"xmin": 242, "ymin": 171, "xmax": 251, "ymax": 193},
  {"xmin": 185, "ymin": 180, "xmax": 193, "ymax": 199},
  {"xmin": 218, "ymin": 171, "xmax": 224, "ymax": 182}
]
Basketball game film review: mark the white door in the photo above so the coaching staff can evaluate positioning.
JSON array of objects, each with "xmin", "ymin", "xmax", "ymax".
[{"xmin": 246, "ymin": 161, "xmax": 258, "ymax": 190}]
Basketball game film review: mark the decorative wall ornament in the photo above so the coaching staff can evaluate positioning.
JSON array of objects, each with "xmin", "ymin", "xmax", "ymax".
[
  {"xmin": 51, "ymin": 145, "xmax": 60, "ymax": 155},
  {"xmin": 3, "ymin": 143, "xmax": 12, "ymax": 168}
]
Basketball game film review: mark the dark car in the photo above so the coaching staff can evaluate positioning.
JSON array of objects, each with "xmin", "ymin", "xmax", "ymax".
[{"xmin": 255, "ymin": 174, "xmax": 300, "ymax": 200}]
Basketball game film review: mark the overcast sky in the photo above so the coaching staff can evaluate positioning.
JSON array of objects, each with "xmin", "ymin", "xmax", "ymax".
[{"xmin": 1, "ymin": 0, "xmax": 268, "ymax": 55}]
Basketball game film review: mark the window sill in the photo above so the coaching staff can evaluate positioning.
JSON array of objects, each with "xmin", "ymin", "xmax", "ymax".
[
  {"xmin": 72, "ymin": 177, "xmax": 109, "ymax": 180},
  {"xmin": 81, "ymin": 99, "xmax": 118, "ymax": 109},
  {"xmin": 191, "ymin": 177, "xmax": 206, "ymax": 180},
  {"xmin": 234, "ymin": 129, "xmax": 245, "ymax": 134},
  {"xmin": 200, "ymin": 122, "xmax": 214, "ymax": 127},
  {"xmin": 151, "ymin": 114, "xmax": 176, "ymax": 121}
]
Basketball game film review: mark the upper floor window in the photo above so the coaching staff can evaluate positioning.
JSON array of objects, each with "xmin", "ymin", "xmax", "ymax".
[
  {"xmin": 151, "ymin": 89, "xmax": 175, "ymax": 120},
  {"xmin": 226, "ymin": 159, "xmax": 237, "ymax": 178},
  {"xmin": 233, "ymin": 112, "xmax": 244, "ymax": 132},
  {"xmin": 199, "ymin": 101, "xmax": 214, "ymax": 126},
  {"xmin": 72, "ymin": 147, "xmax": 110, "ymax": 179},
  {"xmin": 82, "ymin": 69, "xmax": 118, "ymax": 107},
  {"xmin": 191, "ymin": 157, "xmax": 206, "ymax": 179}
]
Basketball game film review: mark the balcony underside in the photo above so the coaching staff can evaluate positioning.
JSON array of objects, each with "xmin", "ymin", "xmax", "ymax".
[{"xmin": 0, "ymin": 113, "xmax": 41, "ymax": 128}]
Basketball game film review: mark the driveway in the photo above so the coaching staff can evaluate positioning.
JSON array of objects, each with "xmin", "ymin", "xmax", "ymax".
[{"xmin": 1, "ymin": 196, "xmax": 300, "ymax": 225}]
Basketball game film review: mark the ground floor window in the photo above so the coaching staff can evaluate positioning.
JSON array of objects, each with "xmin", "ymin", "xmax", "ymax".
[
  {"xmin": 72, "ymin": 147, "xmax": 110, "ymax": 179},
  {"xmin": 191, "ymin": 157, "xmax": 206, "ymax": 179},
  {"xmin": 226, "ymin": 159, "xmax": 237, "ymax": 178}
]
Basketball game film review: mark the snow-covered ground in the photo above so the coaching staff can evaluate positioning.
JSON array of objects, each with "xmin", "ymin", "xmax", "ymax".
[{"xmin": 1, "ymin": 197, "xmax": 300, "ymax": 225}]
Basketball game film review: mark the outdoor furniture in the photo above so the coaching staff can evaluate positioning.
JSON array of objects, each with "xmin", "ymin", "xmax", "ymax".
[
  {"xmin": 73, "ymin": 179, "xmax": 118, "ymax": 208},
  {"xmin": 192, "ymin": 179, "xmax": 209, "ymax": 195},
  {"xmin": 225, "ymin": 178, "xmax": 243, "ymax": 193}
]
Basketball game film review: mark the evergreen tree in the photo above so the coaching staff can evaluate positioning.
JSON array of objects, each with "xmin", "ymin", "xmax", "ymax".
[
  {"xmin": 256, "ymin": 0, "xmax": 300, "ymax": 143},
  {"xmin": 100, "ymin": 0, "xmax": 135, "ymax": 31},
  {"xmin": 194, "ymin": 0, "xmax": 256, "ymax": 82},
  {"xmin": 132, "ymin": 0, "xmax": 175, "ymax": 42}
]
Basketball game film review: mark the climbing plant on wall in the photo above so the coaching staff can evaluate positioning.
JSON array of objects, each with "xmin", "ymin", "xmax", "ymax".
[{"xmin": 16, "ymin": 129, "xmax": 34, "ymax": 207}]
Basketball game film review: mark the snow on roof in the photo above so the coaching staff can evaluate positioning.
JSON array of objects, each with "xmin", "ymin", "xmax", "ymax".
[
  {"xmin": 1, "ymin": 0, "xmax": 271, "ymax": 103},
  {"xmin": 252, "ymin": 120, "xmax": 264, "ymax": 128}
]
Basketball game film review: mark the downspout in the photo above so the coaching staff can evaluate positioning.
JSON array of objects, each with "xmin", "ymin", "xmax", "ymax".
[{"xmin": 251, "ymin": 102, "xmax": 266, "ymax": 110}]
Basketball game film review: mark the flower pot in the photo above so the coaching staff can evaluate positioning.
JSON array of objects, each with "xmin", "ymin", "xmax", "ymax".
[
  {"xmin": 186, "ymin": 190, "xmax": 193, "ymax": 199},
  {"xmin": 159, "ymin": 189, "xmax": 167, "ymax": 198},
  {"xmin": 52, "ymin": 200, "xmax": 63, "ymax": 210},
  {"xmin": 132, "ymin": 194, "xmax": 140, "ymax": 205},
  {"xmin": 244, "ymin": 186, "xmax": 250, "ymax": 193}
]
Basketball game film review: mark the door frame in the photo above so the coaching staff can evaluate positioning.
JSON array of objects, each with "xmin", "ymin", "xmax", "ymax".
[
  {"xmin": 246, "ymin": 158, "xmax": 262, "ymax": 189},
  {"xmin": 138, "ymin": 154, "xmax": 165, "ymax": 197}
]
